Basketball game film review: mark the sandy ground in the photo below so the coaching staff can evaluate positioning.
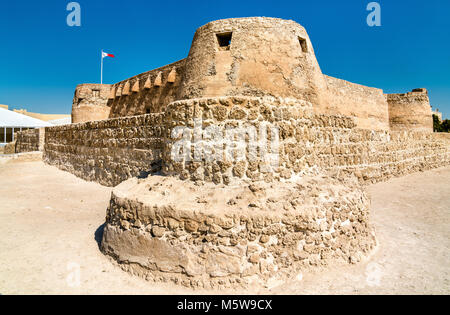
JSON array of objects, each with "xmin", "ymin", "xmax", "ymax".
[{"xmin": 0, "ymin": 160, "xmax": 448, "ymax": 295}]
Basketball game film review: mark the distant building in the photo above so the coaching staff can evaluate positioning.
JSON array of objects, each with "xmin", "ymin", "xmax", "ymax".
[
  {"xmin": 47, "ymin": 117, "xmax": 72, "ymax": 126},
  {"xmin": 12, "ymin": 108, "xmax": 70, "ymax": 123}
]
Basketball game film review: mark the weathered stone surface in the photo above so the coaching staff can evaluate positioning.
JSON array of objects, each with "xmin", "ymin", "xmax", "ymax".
[
  {"xmin": 144, "ymin": 76, "xmax": 152, "ymax": 89},
  {"xmin": 71, "ymin": 84, "xmax": 111, "ymax": 124},
  {"xmin": 15, "ymin": 128, "xmax": 45, "ymax": 153},
  {"xmin": 101, "ymin": 173, "xmax": 377, "ymax": 288},
  {"xmin": 151, "ymin": 226, "xmax": 165, "ymax": 238},
  {"xmin": 3, "ymin": 141, "xmax": 16, "ymax": 154},
  {"xmin": 387, "ymin": 89, "xmax": 433, "ymax": 132},
  {"xmin": 108, "ymin": 60, "xmax": 185, "ymax": 118},
  {"xmin": 71, "ymin": 17, "xmax": 436, "ymax": 134},
  {"xmin": 44, "ymin": 114, "xmax": 163, "ymax": 186},
  {"xmin": 108, "ymin": 87, "xmax": 116, "ymax": 99}
]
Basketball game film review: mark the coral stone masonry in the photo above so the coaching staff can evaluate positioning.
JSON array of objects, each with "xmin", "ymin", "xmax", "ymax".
[
  {"xmin": 72, "ymin": 84, "xmax": 112, "ymax": 124},
  {"xmin": 101, "ymin": 173, "xmax": 376, "ymax": 288},
  {"xmin": 11, "ymin": 17, "xmax": 450, "ymax": 288}
]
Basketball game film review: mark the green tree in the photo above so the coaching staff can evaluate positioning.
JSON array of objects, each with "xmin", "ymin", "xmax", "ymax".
[
  {"xmin": 441, "ymin": 119, "xmax": 450, "ymax": 132},
  {"xmin": 433, "ymin": 114, "xmax": 450, "ymax": 133},
  {"xmin": 433, "ymin": 114, "xmax": 442, "ymax": 132}
]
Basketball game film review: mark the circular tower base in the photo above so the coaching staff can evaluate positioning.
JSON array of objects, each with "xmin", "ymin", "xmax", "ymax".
[{"xmin": 101, "ymin": 173, "xmax": 376, "ymax": 289}]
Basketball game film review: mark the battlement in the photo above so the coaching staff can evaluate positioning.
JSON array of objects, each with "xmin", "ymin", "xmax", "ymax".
[{"xmin": 107, "ymin": 59, "xmax": 186, "ymax": 118}]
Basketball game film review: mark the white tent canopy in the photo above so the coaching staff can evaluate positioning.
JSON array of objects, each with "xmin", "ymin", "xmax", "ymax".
[
  {"xmin": 0, "ymin": 107, "xmax": 53, "ymax": 145},
  {"xmin": 0, "ymin": 107, "xmax": 52, "ymax": 128}
]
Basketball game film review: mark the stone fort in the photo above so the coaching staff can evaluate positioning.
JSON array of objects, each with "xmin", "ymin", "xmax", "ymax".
[
  {"xmin": 72, "ymin": 18, "xmax": 433, "ymax": 133},
  {"xmin": 14, "ymin": 18, "xmax": 450, "ymax": 288}
]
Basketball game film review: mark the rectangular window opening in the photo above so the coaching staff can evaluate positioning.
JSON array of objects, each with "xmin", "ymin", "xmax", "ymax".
[
  {"xmin": 298, "ymin": 37, "xmax": 308, "ymax": 53},
  {"xmin": 92, "ymin": 90, "xmax": 100, "ymax": 97},
  {"xmin": 217, "ymin": 32, "xmax": 232, "ymax": 51}
]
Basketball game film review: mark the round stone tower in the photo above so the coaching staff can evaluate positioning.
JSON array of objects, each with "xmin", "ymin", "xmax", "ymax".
[
  {"xmin": 71, "ymin": 84, "xmax": 112, "ymax": 124},
  {"xmin": 178, "ymin": 17, "xmax": 328, "ymax": 104},
  {"xmin": 387, "ymin": 89, "xmax": 434, "ymax": 132}
]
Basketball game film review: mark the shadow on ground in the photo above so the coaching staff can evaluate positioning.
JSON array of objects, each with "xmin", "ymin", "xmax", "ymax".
[{"xmin": 94, "ymin": 223, "xmax": 105, "ymax": 251}]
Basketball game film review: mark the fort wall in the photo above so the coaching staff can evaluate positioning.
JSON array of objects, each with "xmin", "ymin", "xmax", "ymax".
[
  {"xmin": 102, "ymin": 173, "xmax": 376, "ymax": 288},
  {"xmin": 44, "ymin": 115, "xmax": 163, "ymax": 186},
  {"xmin": 161, "ymin": 97, "xmax": 449, "ymax": 185},
  {"xmin": 12, "ymin": 109, "xmax": 70, "ymax": 122},
  {"xmin": 45, "ymin": 97, "xmax": 450, "ymax": 187},
  {"xmin": 3, "ymin": 142, "xmax": 16, "ymax": 154},
  {"xmin": 15, "ymin": 128, "xmax": 45, "ymax": 153}
]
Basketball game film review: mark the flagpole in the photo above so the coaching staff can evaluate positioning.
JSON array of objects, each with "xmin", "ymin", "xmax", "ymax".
[{"xmin": 101, "ymin": 49, "xmax": 103, "ymax": 85}]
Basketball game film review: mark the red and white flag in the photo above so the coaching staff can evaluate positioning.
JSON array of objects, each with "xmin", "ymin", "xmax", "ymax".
[
  {"xmin": 101, "ymin": 50, "xmax": 115, "ymax": 84},
  {"xmin": 102, "ymin": 51, "xmax": 115, "ymax": 58}
]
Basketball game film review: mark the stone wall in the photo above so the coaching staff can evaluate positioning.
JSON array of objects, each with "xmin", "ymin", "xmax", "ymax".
[
  {"xmin": 387, "ymin": 89, "xmax": 433, "ymax": 132},
  {"xmin": 321, "ymin": 75, "xmax": 389, "ymax": 131},
  {"xmin": 15, "ymin": 128, "xmax": 45, "ymax": 153},
  {"xmin": 72, "ymin": 84, "xmax": 112, "ymax": 123},
  {"xmin": 70, "ymin": 18, "xmax": 435, "ymax": 133},
  {"xmin": 322, "ymin": 130, "xmax": 450, "ymax": 183},
  {"xmin": 101, "ymin": 172, "xmax": 376, "ymax": 288},
  {"xmin": 108, "ymin": 60, "xmax": 186, "ymax": 118},
  {"xmin": 45, "ymin": 96, "xmax": 450, "ymax": 187},
  {"xmin": 44, "ymin": 115, "xmax": 163, "ymax": 186},
  {"xmin": 3, "ymin": 142, "xmax": 16, "ymax": 154},
  {"xmin": 161, "ymin": 97, "xmax": 449, "ymax": 185},
  {"xmin": 161, "ymin": 96, "xmax": 315, "ymax": 184}
]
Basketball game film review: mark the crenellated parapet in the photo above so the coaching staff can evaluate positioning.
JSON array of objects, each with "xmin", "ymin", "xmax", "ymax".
[{"xmin": 107, "ymin": 59, "xmax": 186, "ymax": 118}]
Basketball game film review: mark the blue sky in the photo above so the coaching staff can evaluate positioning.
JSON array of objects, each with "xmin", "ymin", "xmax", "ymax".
[{"xmin": 0, "ymin": 0, "xmax": 449, "ymax": 118}]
